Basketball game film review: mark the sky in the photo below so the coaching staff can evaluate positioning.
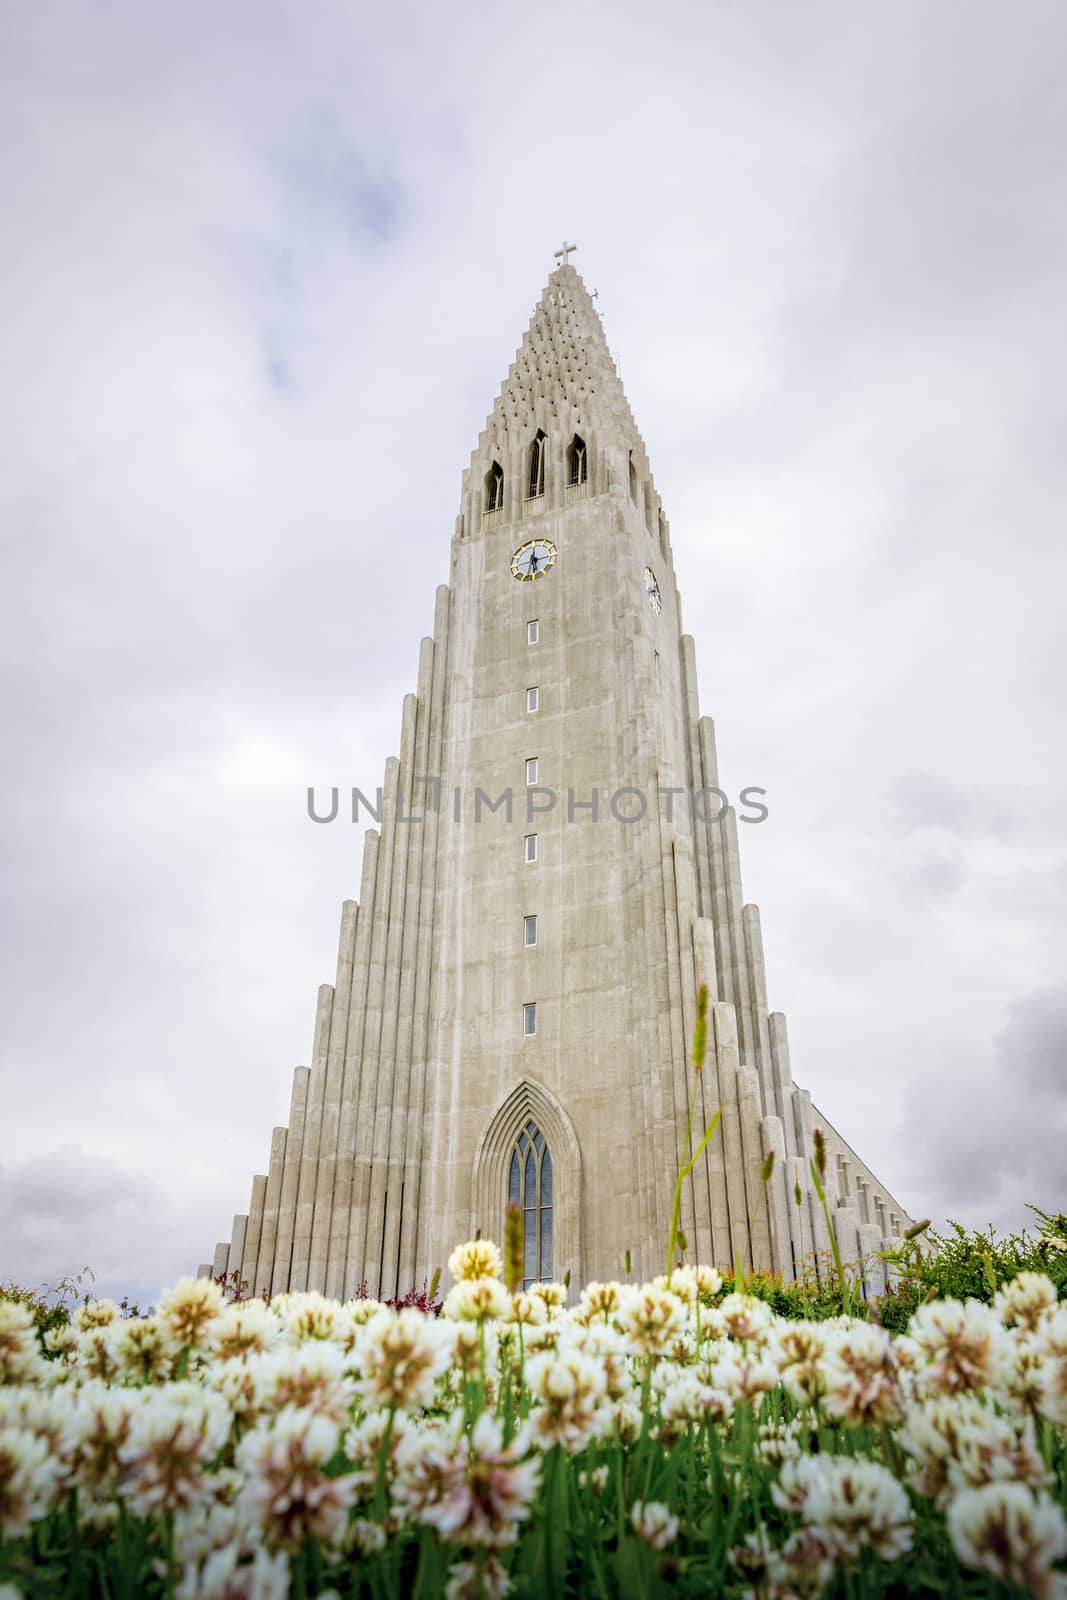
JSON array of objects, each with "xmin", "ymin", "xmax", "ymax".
[{"xmin": 2, "ymin": 0, "xmax": 1065, "ymax": 1308}]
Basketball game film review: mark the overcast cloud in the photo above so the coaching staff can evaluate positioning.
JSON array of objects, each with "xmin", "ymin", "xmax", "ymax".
[{"xmin": 2, "ymin": 1, "xmax": 1065, "ymax": 1306}]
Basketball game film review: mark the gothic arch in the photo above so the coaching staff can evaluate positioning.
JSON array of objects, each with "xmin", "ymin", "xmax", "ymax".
[
  {"xmin": 527, "ymin": 430, "xmax": 547, "ymax": 499},
  {"xmin": 471, "ymin": 1077, "xmax": 582, "ymax": 1285},
  {"xmin": 485, "ymin": 460, "xmax": 504, "ymax": 513},
  {"xmin": 566, "ymin": 433, "xmax": 587, "ymax": 486}
]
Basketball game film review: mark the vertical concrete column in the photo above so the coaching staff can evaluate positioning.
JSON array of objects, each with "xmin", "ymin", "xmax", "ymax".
[
  {"xmin": 270, "ymin": 1067, "xmax": 310, "ymax": 1294},
  {"xmin": 404, "ymin": 587, "xmax": 451, "ymax": 1289},
  {"xmin": 289, "ymin": 983, "xmax": 335, "ymax": 1291},
  {"xmin": 239, "ymin": 1175, "xmax": 267, "ymax": 1299},
  {"xmin": 250, "ymin": 1127, "xmax": 288, "ymax": 1301},
  {"xmin": 307, "ymin": 902, "xmax": 359, "ymax": 1289}
]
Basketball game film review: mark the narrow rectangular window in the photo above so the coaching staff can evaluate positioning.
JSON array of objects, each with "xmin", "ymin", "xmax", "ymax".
[
  {"xmin": 524, "ymin": 914, "xmax": 537, "ymax": 947},
  {"xmin": 525, "ymin": 833, "xmax": 537, "ymax": 862},
  {"xmin": 527, "ymin": 619, "xmax": 539, "ymax": 645},
  {"xmin": 523, "ymin": 1002, "xmax": 537, "ymax": 1037},
  {"xmin": 526, "ymin": 686, "xmax": 539, "ymax": 713},
  {"xmin": 525, "ymin": 757, "xmax": 538, "ymax": 785}
]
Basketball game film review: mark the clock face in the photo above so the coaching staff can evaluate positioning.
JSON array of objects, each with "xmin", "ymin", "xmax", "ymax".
[
  {"xmin": 511, "ymin": 539, "xmax": 558, "ymax": 582},
  {"xmin": 645, "ymin": 567, "xmax": 662, "ymax": 614}
]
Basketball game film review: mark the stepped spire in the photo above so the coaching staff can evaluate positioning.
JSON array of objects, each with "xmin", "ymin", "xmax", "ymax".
[
  {"xmin": 480, "ymin": 263, "xmax": 639, "ymax": 449},
  {"xmin": 460, "ymin": 261, "xmax": 660, "ymax": 540}
]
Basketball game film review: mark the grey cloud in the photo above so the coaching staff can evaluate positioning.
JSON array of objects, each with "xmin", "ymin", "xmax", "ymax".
[
  {"xmin": 887, "ymin": 772, "xmax": 1018, "ymax": 838},
  {"xmin": 901, "ymin": 986, "xmax": 1067, "ymax": 1221}
]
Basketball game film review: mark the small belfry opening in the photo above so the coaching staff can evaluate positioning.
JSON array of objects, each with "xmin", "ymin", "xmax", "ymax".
[
  {"xmin": 566, "ymin": 433, "xmax": 587, "ymax": 486},
  {"xmin": 485, "ymin": 461, "xmax": 504, "ymax": 513},
  {"xmin": 527, "ymin": 430, "xmax": 546, "ymax": 500},
  {"xmin": 509, "ymin": 1119, "xmax": 553, "ymax": 1287}
]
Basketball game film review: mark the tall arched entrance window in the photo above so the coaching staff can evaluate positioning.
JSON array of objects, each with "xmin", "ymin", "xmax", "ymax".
[{"xmin": 508, "ymin": 1119, "xmax": 552, "ymax": 1286}]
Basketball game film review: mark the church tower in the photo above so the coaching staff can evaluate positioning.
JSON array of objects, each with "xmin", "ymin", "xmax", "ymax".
[{"xmin": 201, "ymin": 257, "xmax": 910, "ymax": 1298}]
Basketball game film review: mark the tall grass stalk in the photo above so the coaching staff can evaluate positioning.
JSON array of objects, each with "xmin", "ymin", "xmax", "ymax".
[{"xmin": 666, "ymin": 986, "xmax": 723, "ymax": 1283}]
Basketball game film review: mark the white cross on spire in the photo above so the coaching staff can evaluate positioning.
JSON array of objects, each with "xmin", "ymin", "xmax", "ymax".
[{"xmin": 554, "ymin": 240, "xmax": 577, "ymax": 266}]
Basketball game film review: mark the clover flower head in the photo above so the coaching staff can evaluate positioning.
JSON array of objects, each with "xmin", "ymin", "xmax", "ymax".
[
  {"xmin": 947, "ymin": 1482, "xmax": 1067, "ymax": 1600},
  {"xmin": 443, "ymin": 1278, "xmax": 511, "ymax": 1323},
  {"xmin": 117, "ymin": 1382, "xmax": 231, "ymax": 1515},
  {"xmin": 355, "ymin": 1307, "xmax": 454, "ymax": 1411},
  {"xmin": 0, "ymin": 1302, "xmax": 47, "ymax": 1386},
  {"xmin": 448, "ymin": 1240, "xmax": 503, "ymax": 1283},
  {"xmin": 0, "ymin": 1423, "xmax": 64, "ymax": 1538},
  {"xmin": 993, "ymin": 1272, "xmax": 1059, "ymax": 1332},
  {"xmin": 236, "ymin": 1406, "xmax": 355, "ymax": 1551},
  {"xmin": 632, "ymin": 1499, "xmax": 679, "ymax": 1550}
]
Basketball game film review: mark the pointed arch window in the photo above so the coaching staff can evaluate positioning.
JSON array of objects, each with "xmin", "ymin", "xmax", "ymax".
[
  {"xmin": 566, "ymin": 434, "xmax": 587, "ymax": 487},
  {"xmin": 486, "ymin": 461, "xmax": 504, "ymax": 514},
  {"xmin": 528, "ymin": 431, "xmax": 546, "ymax": 500},
  {"xmin": 628, "ymin": 451, "xmax": 638, "ymax": 503},
  {"xmin": 508, "ymin": 1119, "xmax": 553, "ymax": 1286}
]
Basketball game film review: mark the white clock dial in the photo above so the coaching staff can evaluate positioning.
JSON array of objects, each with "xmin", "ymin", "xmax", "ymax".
[
  {"xmin": 644, "ymin": 567, "xmax": 662, "ymax": 614},
  {"xmin": 511, "ymin": 539, "xmax": 558, "ymax": 582}
]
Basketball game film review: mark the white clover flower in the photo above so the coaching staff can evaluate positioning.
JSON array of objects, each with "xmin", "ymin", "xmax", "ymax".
[
  {"xmin": 657, "ymin": 1370, "xmax": 732, "ymax": 1440},
  {"xmin": 236, "ymin": 1406, "xmax": 355, "ymax": 1551},
  {"xmin": 716, "ymin": 1293, "xmax": 775, "ymax": 1346},
  {"xmin": 576, "ymin": 1282, "xmax": 623, "ymax": 1323},
  {"xmin": 172, "ymin": 1499, "xmax": 242, "ymax": 1565},
  {"xmin": 444, "ymin": 1552, "xmax": 512, "ymax": 1600},
  {"xmin": 774, "ymin": 1455, "xmax": 913, "ymax": 1565},
  {"xmin": 117, "ymin": 1382, "xmax": 231, "ymax": 1515},
  {"xmin": 529, "ymin": 1282, "xmax": 568, "ymax": 1314},
  {"xmin": 774, "ymin": 1321, "xmax": 831, "ymax": 1406},
  {"xmin": 0, "ymin": 1387, "xmax": 71, "ymax": 1460},
  {"xmin": 709, "ymin": 1347, "xmax": 779, "ymax": 1404},
  {"xmin": 349, "ymin": 1517, "xmax": 387, "ymax": 1556},
  {"xmin": 212, "ymin": 1355, "xmax": 264, "ymax": 1428},
  {"xmin": 616, "ymin": 1285, "xmax": 685, "ymax": 1356},
  {"xmin": 74, "ymin": 1326, "xmax": 122, "ymax": 1384},
  {"xmin": 908, "ymin": 1297, "xmax": 1012, "ymax": 1397},
  {"xmin": 993, "ymin": 1272, "xmax": 1059, "ymax": 1332},
  {"xmin": 897, "ymin": 1393, "xmax": 996, "ymax": 1504},
  {"xmin": 74, "ymin": 1299, "xmax": 121, "ymax": 1332},
  {"xmin": 251, "ymin": 1339, "xmax": 355, "ymax": 1422},
  {"xmin": 393, "ymin": 1412, "xmax": 539, "ymax": 1548},
  {"xmin": 1033, "ymin": 1304, "xmax": 1067, "ymax": 1426},
  {"xmin": 0, "ymin": 1302, "xmax": 47, "ymax": 1386},
  {"xmin": 506, "ymin": 1292, "xmax": 548, "ymax": 1328},
  {"xmin": 343, "ymin": 1297, "xmax": 388, "ymax": 1330},
  {"xmin": 443, "ymin": 1279, "xmax": 512, "ymax": 1323},
  {"xmin": 821, "ymin": 1321, "xmax": 904, "ymax": 1427},
  {"xmin": 632, "ymin": 1499, "xmax": 679, "ymax": 1550},
  {"xmin": 354, "ymin": 1307, "xmax": 454, "ymax": 1411},
  {"xmin": 62, "ymin": 1380, "xmax": 137, "ymax": 1501},
  {"xmin": 947, "ymin": 1482, "xmax": 1067, "ymax": 1600},
  {"xmin": 214, "ymin": 1299, "xmax": 282, "ymax": 1361},
  {"xmin": 577, "ymin": 1464, "xmax": 610, "ymax": 1493},
  {"xmin": 176, "ymin": 1544, "xmax": 290, "ymax": 1600},
  {"xmin": 448, "ymin": 1240, "xmax": 504, "ymax": 1283},
  {"xmin": 525, "ymin": 1346, "xmax": 608, "ymax": 1451},
  {"xmin": 955, "ymin": 1409, "xmax": 1052, "ymax": 1497},
  {"xmin": 274, "ymin": 1291, "xmax": 345, "ymax": 1345},
  {"xmin": 43, "ymin": 1322, "xmax": 79, "ymax": 1361},
  {"xmin": 343, "ymin": 1406, "xmax": 412, "ymax": 1494},
  {"xmin": 0, "ymin": 1423, "xmax": 64, "ymax": 1537},
  {"xmin": 568, "ymin": 1322, "xmax": 634, "ymax": 1402},
  {"xmin": 110, "ymin": 1314, "xmax": 180, "ymax": 1384},
  {"xmin": 159, "ymin": 1277, "xmax": 226, "ymax": 1352}
]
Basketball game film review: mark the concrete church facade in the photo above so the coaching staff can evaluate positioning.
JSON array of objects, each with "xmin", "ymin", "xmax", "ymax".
[{"xmin": 200, "ymin": 257, "xmax": 910, "ymax": 1298}]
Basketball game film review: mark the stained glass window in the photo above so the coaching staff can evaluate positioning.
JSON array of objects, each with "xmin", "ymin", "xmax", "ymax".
[{"xmin": 509, "ymin": 1119, "xmax": 553, "ymax": 1288}]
